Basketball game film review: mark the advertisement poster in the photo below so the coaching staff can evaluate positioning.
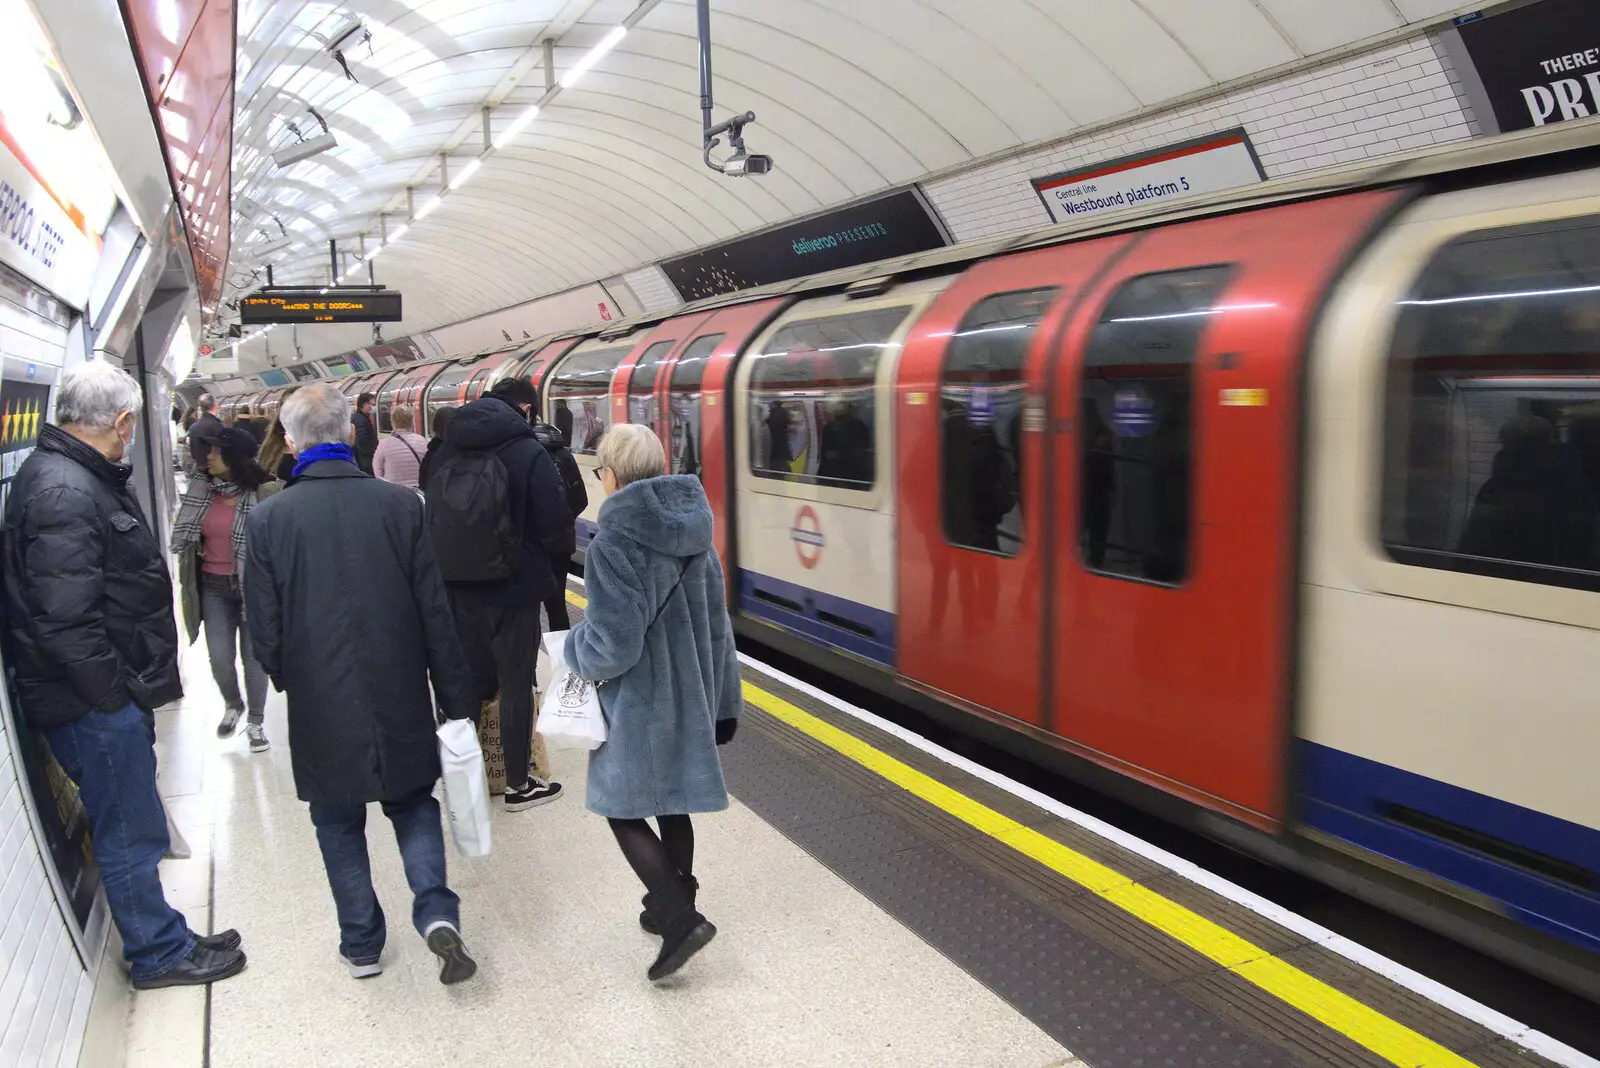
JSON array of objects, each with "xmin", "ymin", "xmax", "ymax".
[
  {"xmin": 0, "ymin": 378, "xmax": 100, "ymax": 936},
  {"xmin": 1455, "ymin": 0, "xmax": 1600, "ymax": 132},
  {"xmin": 1032, "ymin": 130, "xmax": 1265, "ymax": 225}
]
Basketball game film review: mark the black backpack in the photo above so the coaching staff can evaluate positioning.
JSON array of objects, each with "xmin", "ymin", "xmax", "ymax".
[{"xmin": 427, "ymin": 443, "xmax": 519, "ymax": 582}]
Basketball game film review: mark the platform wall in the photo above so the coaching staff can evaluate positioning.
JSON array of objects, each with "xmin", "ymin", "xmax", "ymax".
[{"xmin": 923, "ymin": 34, "xmax": 1476, "ymax": 242}]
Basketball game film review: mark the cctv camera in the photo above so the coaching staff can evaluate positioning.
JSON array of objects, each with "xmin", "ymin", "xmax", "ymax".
[{"xmin": 721, "ymin": 153, "xmax": 773, "ymax": 177}]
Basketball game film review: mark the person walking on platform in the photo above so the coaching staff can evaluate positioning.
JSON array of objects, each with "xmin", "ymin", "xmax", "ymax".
[
  {"xmin": 245, "ymin": 384, "xmax": 480, "ymax": 985},
  {"xmin": 529, "ymin": 386, "xmax": 586, "ymax": 630},
  {"xmin": 372, "ymin": 405, "xmax": 428, "ymax": 489},
  {"xmin": 352, "ymin": 391, "xmax": 379, "ymax": 474},
  {"xmin": 427, "ymin": 377, "xmax": 568, "ymax": 812},
  {"xmin": 1, "ymin": 362, "xmax": 248, "ymax": 990},
  {"xmin": 171, "ymin": 426, "xmax": 280, "ymax": 750},
  {"xmin": 565, "ymin": 424, "xmax": 740, "ymax": 982},
  {"xmin": 257, "ymin": 387, "xmax": 301, "ymax": 484}
]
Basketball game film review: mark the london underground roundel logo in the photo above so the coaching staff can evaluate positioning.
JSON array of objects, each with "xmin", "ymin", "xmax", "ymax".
[{"xmin": 791, "ymin": 505, "xmax": 824, "ymax": 569}]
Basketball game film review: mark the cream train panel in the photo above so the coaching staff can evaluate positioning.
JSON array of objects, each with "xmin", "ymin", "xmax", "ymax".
[
  {"xmin": 732, "ymin": 278, "xmax": 953, "ymax": 663},
  {"xmin": 1301, "ymin": 167, "xmax": 1600, "ymax": 832}
]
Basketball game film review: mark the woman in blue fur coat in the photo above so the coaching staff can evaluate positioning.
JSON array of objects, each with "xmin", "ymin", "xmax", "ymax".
[{"xmin": 564, "ymin": 424, "xmax": 741, "ymax": 981}]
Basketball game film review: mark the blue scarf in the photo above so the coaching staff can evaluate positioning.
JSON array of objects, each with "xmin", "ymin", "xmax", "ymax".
[{"xmin": 291, "ymin": 442, "xmax": 357, "ymax": 479}]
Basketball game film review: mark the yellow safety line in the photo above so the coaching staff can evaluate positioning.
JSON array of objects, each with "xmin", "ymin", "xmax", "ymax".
[{"xmin": 566, "ymin": 589, "xmax": 1476, "ymax": 1067}]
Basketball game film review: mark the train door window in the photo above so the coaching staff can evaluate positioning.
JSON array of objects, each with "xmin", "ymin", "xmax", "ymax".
[
  {"xmin": 627, "ymin": 341, "xmax": 675, "ymax": 426},
  {"xmin": 1382, "ymin": 215, "xmax": 1600, "ymax": 591},
  {"xmin": 940, "ymin": 287, "xmax": 1058, "ymax": 556},
  {"xmin": 1079, "ymin": 265, "xmax": 1235, "ymax": 584},
  {"xmin": 747, "ymin": 306, "xmax": 909, "ymax": 490},
  {"xmin": 670, "ymin": 333, "xmax": 723, "ymax": 478},
  {"xmin": 548, "ymin": 345, "xmax": 630, "ymax": 454}
]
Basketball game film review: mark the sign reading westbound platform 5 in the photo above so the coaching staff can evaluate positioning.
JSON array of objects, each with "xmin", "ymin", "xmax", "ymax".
[
  {"xmin": 1031, "ymin": 130, "xmax": 1265, "ymax": 226},
  {"xmin": 240, "ymin": 289, "xmax": 404, "ymax": 325}
]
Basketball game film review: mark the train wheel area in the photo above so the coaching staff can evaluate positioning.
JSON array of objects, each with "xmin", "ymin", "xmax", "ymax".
[{"xmin": 121, "ymin": 580, "xmax": 1595, "ymax": 1068}]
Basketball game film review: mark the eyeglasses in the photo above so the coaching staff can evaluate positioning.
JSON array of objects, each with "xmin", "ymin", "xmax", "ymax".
[{"xmin": 592, "ymin": 465, "xmax": 608, "ymax": 482}]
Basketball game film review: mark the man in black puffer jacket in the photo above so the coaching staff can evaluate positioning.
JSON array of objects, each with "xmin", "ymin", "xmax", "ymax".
[
  {"xmin": 428, "ymin": 377, "xmax": 569, "ymax": 812},
  {"xmin": 529, "ymin": 385, "xmax": 587, "ymax": 630},
  {"xmin": 1, "ymin": 362, "xmax": 247, "ymax": 991}
]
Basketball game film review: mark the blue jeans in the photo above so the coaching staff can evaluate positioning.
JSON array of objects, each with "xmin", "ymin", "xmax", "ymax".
[
  {"xmin": 307, "ymin": 786, "xmax": 460, "ymax": 964},
  {"xmin": 44, "ymin": 704, "xmax": 195, "ymax": 980}
]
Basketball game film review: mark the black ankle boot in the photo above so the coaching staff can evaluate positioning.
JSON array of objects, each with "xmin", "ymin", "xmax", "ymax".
[
  {"xmin": 640, "ymin": 875, "xmax": 698, "ymax": 936},
  {"xmin": 645, "ymin": 877, "xmax": 715, "ymax": 982}
]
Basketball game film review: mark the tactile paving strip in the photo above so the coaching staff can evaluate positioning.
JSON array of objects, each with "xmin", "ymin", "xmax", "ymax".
[
  {"xmin": 562, "ymin": 587, "xmax": 1564, "ymax": 1068},
  {"xmin": 717, "ymin": 667, "xmax": 1567, "ymax": 1068}
]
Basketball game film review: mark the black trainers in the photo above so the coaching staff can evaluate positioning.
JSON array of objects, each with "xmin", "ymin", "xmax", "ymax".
[
  {"xmin": 246, "ymin": 724, "xmax": 270, "ymax": 752},
  {"xmin": 132, "ymin": 942, "xmax": 247, "ymax": 989},
  {"xmin": 216, "ymin": 707, "xmax": 243, "ymax": 739},
  {"xmin": 505, "ymin": 778, "xmax": 562, "ymax": 811},
  {"xmin": 423, "ymin": 923, "xmax": 476, "ymax": 985}
]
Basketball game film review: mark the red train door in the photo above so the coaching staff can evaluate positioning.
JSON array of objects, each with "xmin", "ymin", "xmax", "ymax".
[
  {"xmin": 660, "ymin": 298, "xmax": 788, "ymax": 582},
  {"xmin": 896, "ymin": 240, "xmax": 1133, "ymax": 727},
  {"xmin": 1047, "ymin": 191, "xmax": 1402, "ymax": 826}
]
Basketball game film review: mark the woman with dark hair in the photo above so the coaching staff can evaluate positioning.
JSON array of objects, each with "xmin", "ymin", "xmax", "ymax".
[
  {"xmin": 172, "ymin": 427, "xmax": 282, "ymax": 750},
  {"xmin": 258, "ymin": 386, "xmax": 301, "ymax": 483},
  {"xmin": 417, "ymin": 405, "xmax": 456, "ymax": 489}
]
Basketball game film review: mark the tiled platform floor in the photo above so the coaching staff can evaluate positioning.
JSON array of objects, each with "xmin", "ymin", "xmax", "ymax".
[{"xmin": 125, "ymin": 631, "xmax": 1076, "ymax": 1068}]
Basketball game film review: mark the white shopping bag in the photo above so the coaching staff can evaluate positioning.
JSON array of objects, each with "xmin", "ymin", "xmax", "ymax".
[
  {"xmin": 437, "ymin": 718, "xmax": 493, "ymax": 857},
  {"xmin": 537, "ymin": 630, "xmax": 607, "ymax": 751}
]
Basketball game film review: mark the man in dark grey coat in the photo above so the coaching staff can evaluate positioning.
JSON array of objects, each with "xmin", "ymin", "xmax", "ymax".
[
  {"xmin": 2, "ymin": 362, "xmax": 246, "ymax": 990},
  {"xmin": 245, "ymin": 383, "xmax": 480, "ymax": 984}
]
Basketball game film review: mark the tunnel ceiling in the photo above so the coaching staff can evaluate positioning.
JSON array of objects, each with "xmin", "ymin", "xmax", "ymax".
[{"xmin": 226, "ymin": 0, "xmax": 1467, "ymax": 354}]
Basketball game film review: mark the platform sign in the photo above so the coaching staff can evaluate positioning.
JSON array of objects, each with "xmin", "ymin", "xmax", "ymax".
[
  {"xmin": 663, "ymin": 188, "xmax": 948, "ymax": 301},
  {"xmin": 0, "ymin": 126, "xmax": 97, "ymax": 308},
  {"xmin": 1032, "ymin": 130, "xmax": 1265, "ymax": 225},
  {"xmin": 240, "ymin": 289, "xmax": 403, "ymax": 325},
  {"xmin": 1454, "ymin": 0, "xmax": 1600, "ymax": 132}
]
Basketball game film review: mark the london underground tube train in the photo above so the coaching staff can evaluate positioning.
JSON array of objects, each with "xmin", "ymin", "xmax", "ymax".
[{"xmin": 236, "ymin": 122, "xmax": 1600, "ymax": 997}]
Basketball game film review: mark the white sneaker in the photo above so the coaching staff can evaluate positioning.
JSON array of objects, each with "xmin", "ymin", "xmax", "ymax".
[{"xmin": 341, "ymin": 952, "xmax": 382, "ymax": 979}]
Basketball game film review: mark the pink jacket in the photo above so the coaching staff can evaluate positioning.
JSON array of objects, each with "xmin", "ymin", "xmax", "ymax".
[{"xmin": 372, "ymin": 431, "xmax": 428, "ymax": 489}]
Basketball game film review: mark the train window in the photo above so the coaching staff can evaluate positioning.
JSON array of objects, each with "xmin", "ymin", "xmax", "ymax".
[
  {"xmin": 747, "ymin": 306, "xmax": 909, "ymax": 490},
  {"xmin": 1382, "ymin": 216, "xmax": 1600, "ymax": 592},
  {"xmin": 940, "ymin": 287, "xmax": 1058, "ymax": 556},
  {"xmin": 628, "ymin": 341, "xmax": 675, "ymax": 426},
  {"xmin": 1079, "ymin": 265, "xmax": 1234, "ymax": 584},
  {"xmin": 670, "ymin": 333, "xmax": 723, "ymax": 478},
  {"xmin": 548, "ymin": 345, "xmax": 630, "ymax": 454}
]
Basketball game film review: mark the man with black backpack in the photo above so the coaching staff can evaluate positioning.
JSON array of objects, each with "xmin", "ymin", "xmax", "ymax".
[
  {"xmin": 426, "ymin": 377, "xmax": 569, "ymax": 810},
  {"xmin": 530, "ymin": 393, "xmax": 587, "ymax": 631}
]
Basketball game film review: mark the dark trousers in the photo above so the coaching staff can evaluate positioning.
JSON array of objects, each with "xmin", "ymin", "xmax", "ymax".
[
  {"xmin": 448, "ymin": 593, "xmax": 540, "ymax": 788},
  {"xmin": 44, "ymin": 704, "xmax": 194, "ymax": 980},
  {"xmin": 201, "ymin": 573, "xmax": 267, "ymax": 723},
  {"xmin": 307, "ymin": 786, "xmax": 459, "ymax": 964},
  {"xmin": 543, "ymin": 555, "xmax": 570, "ymax": 632}
]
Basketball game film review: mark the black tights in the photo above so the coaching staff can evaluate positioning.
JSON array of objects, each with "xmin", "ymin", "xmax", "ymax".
[{"xmin": 608, "ymin": 815, "xmax": 694, "ymax": 891}]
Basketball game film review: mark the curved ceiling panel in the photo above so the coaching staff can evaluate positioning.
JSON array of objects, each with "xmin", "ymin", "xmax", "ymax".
[{"xmin": 224, "ymin": 0, "xmax": 1468, "ymax": 362}]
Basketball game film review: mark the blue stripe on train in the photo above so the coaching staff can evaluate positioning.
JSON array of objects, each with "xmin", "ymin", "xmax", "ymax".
[
  {"xmin": 576, "ymin": 517, "xmax": 598, "ymax": 551},
  {"xmin": 1299, "ymin": 741, "xmax": 1600, "ymax": 954},
  {"xmin": 738, "ymin": 569, "xmax": 895, "ymax": 667}
]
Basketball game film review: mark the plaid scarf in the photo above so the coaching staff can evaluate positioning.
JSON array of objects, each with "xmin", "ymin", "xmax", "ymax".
[{"xmin": 171, "ymin": 476, "xmax": 256, "ymax": 581}]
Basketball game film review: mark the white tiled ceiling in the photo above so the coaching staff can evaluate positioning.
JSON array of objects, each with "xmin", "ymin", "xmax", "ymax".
[{"xmin": 225, "ymin": 0, "xmax": 1469, "ymax": 359}]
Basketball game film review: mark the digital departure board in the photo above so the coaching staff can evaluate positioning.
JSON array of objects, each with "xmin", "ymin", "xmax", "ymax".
[
  {"xmin": 239, "ymin": 289, "xmax": 403, "ymax": 325},
  {"xmin": 662, "ymin": 188, "xmax": 949, "ymax": 301}
]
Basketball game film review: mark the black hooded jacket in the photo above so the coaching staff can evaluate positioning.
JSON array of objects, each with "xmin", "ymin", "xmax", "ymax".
[
  {"xmin": 2, "ymin": 424, "xmax": 183, "ymax": 728},
  {"xmin": 430, "ymin": 395, "xmax": 568, "ymax": 604},
  {"xmin": 531, "ymin": 420, "xmax": 587, "ymax": 555}
]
